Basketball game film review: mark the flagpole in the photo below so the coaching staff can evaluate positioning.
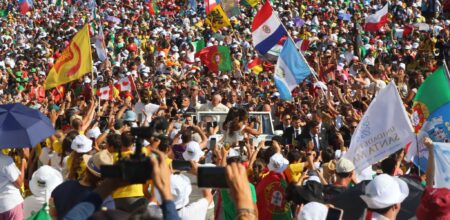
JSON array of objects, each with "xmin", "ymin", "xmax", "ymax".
[{"xmin": 271, "ymin": 7, "xmax": 328, "ymax": 99}]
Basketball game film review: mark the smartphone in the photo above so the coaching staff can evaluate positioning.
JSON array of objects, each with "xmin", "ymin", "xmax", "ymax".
[
  {"xmin": 238, "ymin": 141, "xmax": 245, "ymax": 148},
  {"xmin": 197, "ymin": 167, "xmax": 228, "ymax": 188},
  {"xmin": 265, "ymin": 140, "xmax": 272, "ymax": 146},
  {"xmin": 172, "ymin": 160, "xmax": 192, "ymax": 171},
  {"xmin": 326, "ymin": 207, "xmax": 344, "ymax": 220},
  {"xmin": 138, "ymin": 113, "xmax": 143, "ymax": 122},
  {"xmin": 210, "ymin": 138, "xmax": 217, "ymax": 150},
  {"xmin": 192, "ymin": 115, "xmax": 198, "ymax": 125}
]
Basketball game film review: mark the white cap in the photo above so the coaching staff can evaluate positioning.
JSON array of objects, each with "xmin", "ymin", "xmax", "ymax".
[
  {"xmin": 227, "ymin": 148, "xmax": 240, "ymax": 158},
  {"xmin": 71, "ymin": 135, "xmax": 93, "ymax": 153},
  {"xmin": 86, "ymin": 127, "xmax": 101, "ymax": 139},
  {"xmin": 182, "ymin": 141, "xmax": 204, "ymax": 162},
  {"xmin": 268, "ymin": 153, "xmax": 289, "ymax": 173},
  {"xmin": 155, "ymin": 174, "xmax": 192, "ymax": 209},
  {"xmin": 360, "ymin": 174, "xmax": 409, "ymax": 209},
  {"xmin": 399, "ymin": 63, "xmax": 406, "ymax": 70},
  {"xmin": 298, "ymin": 202, "xmax": 329, "ymax": 220},
  {"xmin": 336, "ymin": 158, "xmax": 355, "ymax": 173}
]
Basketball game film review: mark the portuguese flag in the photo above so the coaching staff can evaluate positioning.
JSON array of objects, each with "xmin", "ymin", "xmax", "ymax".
[
  {"xmin": 412, "ymin": 65, "xmax": 450, "ymax": 132},
  {"xmin": 195, "ymin": 45, "xmax": 232, "ymax": 72},
  {"xmin": 192, "ymin": 39, "xmax": 205, "ymax": 52},
  {"xmin": 146, "ymin": 0, "xmax": 159, "ymax": 15}
]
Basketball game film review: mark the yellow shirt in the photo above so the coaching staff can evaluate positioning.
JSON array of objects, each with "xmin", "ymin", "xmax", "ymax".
[
  {"xmin": 67, "ymin": 154, "xmax": 87, "ymax": 180},
  {"xmin": 111, "ymin": 148, "xmax": 149, "ymax": 199},
  {"xmin": 284, "ymin": 162, "xmax": 304, "ymax": 183}
]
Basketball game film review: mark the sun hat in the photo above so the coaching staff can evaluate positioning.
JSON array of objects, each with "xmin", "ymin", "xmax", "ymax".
[
  {"xmin": 83, "ymin": 150, "xmax": 114, "ymax": 177},
  {"xmin": 416, "ymin": 187, "xmax": 450, "ymax": 220},
  {"xmin": 336, "ymin": 158, "xmax": 355, "ymax": 174},
  {"xmin": 298, "ymin": 202, "xmax": 329, "ymax": 220},
  {"xmin": 29, "ymin": 165, "xmax": 63, "ymax": 198},
  {"xmin": 360, "ymin": 174, "xmax": 409, "ymax": 209},
  {"xmin": 154, "ymin": 173, "xmax": 192, "ymax": 209},
  {"xmin": 182, "ymin": 141, "xmax": 204, "ymax": 162},
  {"xmin": 268, "ymin": 153, "xmax": 289, "ymax": 173},
  {"xmin": 71, "ymin": 135, "xmax": 93, "ymax": 153}
]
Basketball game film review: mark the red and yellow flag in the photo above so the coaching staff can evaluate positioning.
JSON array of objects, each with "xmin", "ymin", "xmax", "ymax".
[{"xmin": 44, "ymin": 24, "xmax": 93, "ymax": 90}]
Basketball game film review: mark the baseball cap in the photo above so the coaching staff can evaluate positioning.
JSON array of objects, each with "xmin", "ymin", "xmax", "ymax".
[
  {"xmin": 154, "ymin": 173, "xmax": 192, "ymax": 209},
  {"xmin": 360, "ymin": 174, "xmax": 409, "ymax": 209},
  {"xmin": 336, "ymin": 158, "xmax": 355, "ymax": 173}
]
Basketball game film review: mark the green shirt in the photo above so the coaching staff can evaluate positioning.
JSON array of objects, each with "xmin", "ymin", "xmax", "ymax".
[{"xmin": 220, "ymin": 183, "xmax": 257, "ymax": 220}]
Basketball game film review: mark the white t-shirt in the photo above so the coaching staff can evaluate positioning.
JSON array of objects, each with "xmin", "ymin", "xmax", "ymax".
[
  {"xmin": 146, "ymin": 198, "xmax": 209, "ymax": 220},
  {"xmin": 134, "ymin": 102, "xmax": 160, "ymax": 123},
  {"xmin": 0, "ymin": 154, "xmax": 23, "ymax": 212},
  {"xmin": 23, "ymin": 195, "xmax": 45, "ymax": 218}
]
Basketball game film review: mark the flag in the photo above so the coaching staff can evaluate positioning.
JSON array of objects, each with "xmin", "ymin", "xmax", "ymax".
[
  {"xmin": 188, "ymin": 0, "xmax": 197, "ymax": 10},
  {"xmin": 241, "ymin": 0, "xmax": 259, "ymax": 7},
  {"xmin": 205, "ymin": 0, "xmax": 217, "ymax": 13},
  {"xmin": 145, "ymin": 0, "xmax": 159, "ymax": 15},
  {"xmin": 274, "ymin": 39, "xmax": 311, "ymax": 100},
  {"xmin": 255, "ymin": 172, "xmax": 291, "ymax": 220},
  {"xmin": 406, "ymin": 65, "xmax": 450, "ymax": 170},
  {"xmin": 364, "ymin": 4, "xmax": 389, "ymax": 32},
  {"xmin": 433, "ymin": 142, "xmax": 450, "ymax": 188},
  {"xmin": 192, "ymin": 39, "xmax": 205, "ymax": 52},
  {"xmin": 0, "ymin": 9, "xmax": 8, "ymax": 17},
  {"xmin": 205, "ymin": 5, "xmax": 231, "ymax": 32},
  {"xmin": 18, "ymin": 0, "xmax": 33, "ymax": 14},
  {"xmin": 252, "ymin": 1, "xmax": 287, "ymax": 55},
  {"xmin": 394, "ymin": 25, "xmax": 413, "ymax": 39},
  {"xmin": 114, "ymin": 76, "xmax": 136, "ymax": 92},
  {"xmin": 44, "ymin": 25, "xmax": 93, "ymax": 90},
  {"xmin": 411, "ymin": 66, "xmax": 450, "ymax": 132},
  {"xmin": 247, "ymin": 57, "xmax": 263, "ymax": 74},
  {"xmin": 344, "ymin": 82, "xmax": 415, "ymax": 172},
  {"xmin": 221, "ymin": 0, "xmax": 240, "ymax": 17},
  {"xmin": 97, "ymin": 85, "xmax": 113, "ymax": 100},
  {"xmin": 295, "ymin": 39, "xmax": 310, "ymax": 52},
  {"xmin": 27, "ymin": 203, "xmax": 51, "ymax": 220},
  {"xmin": 195, "ymin": 45, "xmax": 232, "ymax": 72},
  {"xmin": 95, "ymin": 25, "xmax": 108, "ymax": 62}
]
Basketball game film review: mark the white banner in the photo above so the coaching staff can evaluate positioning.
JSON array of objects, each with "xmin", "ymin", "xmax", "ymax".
[
  {"xmin": 433, "ymin": 142, "xmax": 450, "ymax": 188},
  {"xmin": 344, "ymin": 82, "xmax": 416, "ymax": 172}
]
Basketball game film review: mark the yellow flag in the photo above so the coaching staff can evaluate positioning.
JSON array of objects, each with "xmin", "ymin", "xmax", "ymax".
[
  {"xmin": 246, "ymin": 0, "xmax": 260, "ymax": 7},
  {"xmin": 45, "ymin": 25, "xmax": 93, "ymax": 90},
  {"xmin": 205, "ymin": 5, "xmax": 231, "ymax": 32}
]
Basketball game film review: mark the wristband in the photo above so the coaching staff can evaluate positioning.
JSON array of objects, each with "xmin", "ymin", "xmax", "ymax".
[{"xmin": 235, "ymin": 208, "xmax": 256, "ymax": 220}]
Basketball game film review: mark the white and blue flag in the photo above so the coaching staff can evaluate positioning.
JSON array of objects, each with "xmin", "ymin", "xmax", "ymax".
[
  {"xmin": 274, "ymin": 38, "xmax": 311, "ymax": 100},
  {"xmin": 433, "ymin": 142, "xmax": 450, "ymax": 188}
]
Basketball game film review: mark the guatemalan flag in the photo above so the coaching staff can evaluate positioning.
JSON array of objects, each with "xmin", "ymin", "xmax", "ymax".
[
  {"xmin": 18, "ymin": 0, "xmax": 33, "ymax": 14},
  {"xmin": 274, "ymin": 39, "xmax": 311, "ymax": 100},
  {"xmin": 252, "ymin": 1, "xmax": 287, "ymax": 55},
  {"xmin": 364, "ymin": 4, "xmax": 389, "ymax": 32}
]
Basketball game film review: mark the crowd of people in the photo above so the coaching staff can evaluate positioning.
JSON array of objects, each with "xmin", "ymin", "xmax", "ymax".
[{"xmin": 0, "ymin": 0, "xmax": 449, "ymax": 219}]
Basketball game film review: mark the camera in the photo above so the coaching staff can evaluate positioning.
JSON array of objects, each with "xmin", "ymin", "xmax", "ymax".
[{"xmin": 101, "ymin": 118, "xmax": 169, "ymax": 184}]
